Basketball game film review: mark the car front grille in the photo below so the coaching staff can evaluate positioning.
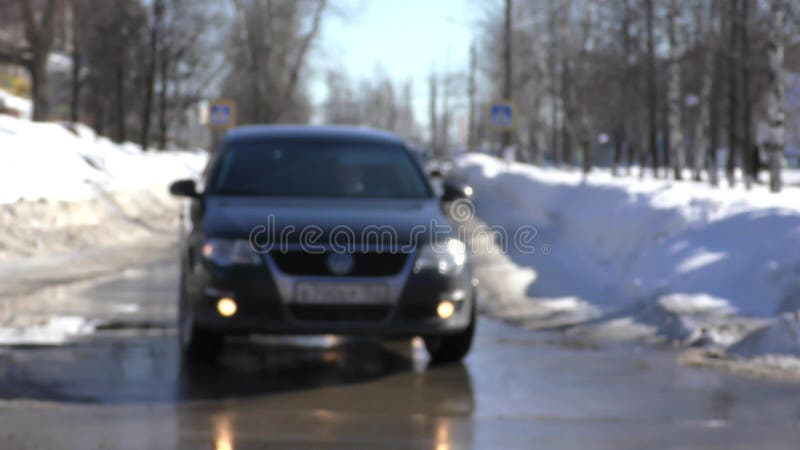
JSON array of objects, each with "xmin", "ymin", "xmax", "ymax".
[
  {"xmin": 289, "ymin": 305, "xmax": 391, "ymax": 322},
  {"xmin": 269, "ymin": 251, "xmax": 409, "ymax": 276}
]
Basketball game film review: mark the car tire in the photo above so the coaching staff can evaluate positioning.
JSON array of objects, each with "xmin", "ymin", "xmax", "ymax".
[
  {"xmin": 424, "ymin": 301, "xmax": 475, "ymax": 365},
  {"xmin": 179, "ymin": 281, "xmax": 224, "ymax": 364},
  {"xmin": 182, "ymin": 326, "xmax": 224, "ymax": 364}
]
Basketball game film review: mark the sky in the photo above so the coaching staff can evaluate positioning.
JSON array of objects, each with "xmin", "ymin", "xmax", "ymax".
[{"xmin": 309, "ymin": 0, "xmax": 481, "ymax": 128}]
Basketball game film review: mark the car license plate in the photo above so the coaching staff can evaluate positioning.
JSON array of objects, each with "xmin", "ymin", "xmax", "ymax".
[{"xmin": 294, "ymin": 282, "xmax": 389, "ymax": 304}]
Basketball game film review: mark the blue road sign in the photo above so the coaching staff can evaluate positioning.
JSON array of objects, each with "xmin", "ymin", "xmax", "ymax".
[
  {"xmin": 489, "ymin": 101, "xmax": 516, "ymax": 131},
  {"xmin": 208, "ymin": 100, "xmax": 236, "ymax": 130}
]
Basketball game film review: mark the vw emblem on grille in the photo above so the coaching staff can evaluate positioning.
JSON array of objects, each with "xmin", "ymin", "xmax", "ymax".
[{"xmin": 326, "ymin": 252, "xmax": 354, "ymax": 275}]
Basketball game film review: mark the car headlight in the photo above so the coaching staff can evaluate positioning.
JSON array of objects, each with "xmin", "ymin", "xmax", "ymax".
[
  {"xmin": 414, "ymin": 238, "xmax": 467, "ymax": 275},
  {"xmin": 202, "ymin": 238, "xmax": 261, "ymax": 266}
]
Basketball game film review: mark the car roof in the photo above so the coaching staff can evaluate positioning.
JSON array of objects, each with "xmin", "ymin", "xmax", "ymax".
[{"xmin": 224, "ymin": 124, "xmax": 405, "ymax": 146}]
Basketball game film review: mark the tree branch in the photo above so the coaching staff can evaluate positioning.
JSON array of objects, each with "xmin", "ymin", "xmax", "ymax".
[{"xmin": 284, "ymin": 0, "xmax": 326, "ymax": 102}]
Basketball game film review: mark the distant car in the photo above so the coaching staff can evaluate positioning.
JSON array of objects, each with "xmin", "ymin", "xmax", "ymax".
[{"xmin": 170, "ymin": 125, "xmax": 476, "ymax": 364}]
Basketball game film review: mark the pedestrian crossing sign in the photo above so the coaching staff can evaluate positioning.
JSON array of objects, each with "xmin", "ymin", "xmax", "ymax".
[
  {"xmin": 209, "ymin": 99, "xmax": 236, "ymax": 130},
  {"xmin": 489, "ymin": 100, "xmax": 516, "ymax": 131}
]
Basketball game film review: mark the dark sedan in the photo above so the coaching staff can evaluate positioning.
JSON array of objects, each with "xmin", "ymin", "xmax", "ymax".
[{"xmin": 169, "ymin": 125, "xmax": 476, "ymax": 364}]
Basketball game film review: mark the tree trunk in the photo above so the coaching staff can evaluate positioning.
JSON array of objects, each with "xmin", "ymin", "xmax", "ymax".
[
  {"xmin": 581, "ymin": 135, "xmax": 592, "ymax": 174},
  {"xmin": 29, "ymin": 56, "xmax": 50, "ymax": 122},
  {"xmin": 661, "ymin": 85, "xmax": 671, "ymax": 171},
  {"xmin": 740, "ymin": 0, "xmax": 753, "ymax": 189},
  {"xmin": 140, "ymin": 0, "xmax": 163, "ymax": 151},
  {"xmin": 693, "ymin": 56, "xmax": 713, "ymax": 182},
  {"xmin": 548, "ymin": 0, "xmax": 561, "ymax": 167},
  {"xmin": 501, "ymin": 0, "xmax": 512, "ymax": 148},
  {"xmin": 157, "ymin": 49, "xmax": 170, "ymax": 150},
  {"xmin": 559, "ymin": 1, "xmax": 576, "ymax": 169},
  {"xmin": 614, "ymin": 0, "xmax": 632, "ymax": 177},
  {"xmin": 114, "ymin": 60, "xmax": 126, "ymax": 143},
  {"xmin": 765, "ymin": 0, "xmax": 786, "ymax": 193},
  {"xmin": 645, "ymin": 0, "xmax": 659, "ymax": 177},
  {"xmin": 693, "ymin": 2, "xmax": 715, "ymax": 182},
  {"xmin": 69, "ymin": 0, "xmax": 81, "ymax": 125},
  {"xmin": 709, "ymin": 48, "xmax": 722, "ymax": 187},
  {"xmin": 612, "ymin": 127, "xmax": 623, "ymax": 176},
  {"xmin": 725, "ymin": 0, "xmax": 740, "ymax": 187},
  {"xmin": 19, "ymin": 0, "xmax": 58, "ymax": 122},
  {"xmin": 667, "ymin": 0, "xmax": 684, "ymax": 180}
]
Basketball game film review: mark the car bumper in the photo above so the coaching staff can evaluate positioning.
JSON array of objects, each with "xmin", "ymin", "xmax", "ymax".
[{"xmin": 186, "ymin": 261, "xmax": 475, "ymax": 338}]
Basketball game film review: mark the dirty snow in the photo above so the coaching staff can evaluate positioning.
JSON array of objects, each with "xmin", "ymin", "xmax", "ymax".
[
  {"xmin": 0, "ymin": 114, "xmax": 206, "ymax": 204},
  {"xmin": 0, "ymin": 89, "xmax": 32, "ymax": 119},
  {"xmin": 455, "ymin": 153, "xmax": 800, "ymax": 367},
  {"xmin": 0, "ymin": 97, "xmax": 206, "ymax": 344},
  {"xmin": 0, "ymin": 108, "xmax": 206, "ymax": 261},
  {"xmin": 0, "ymin": 316, "xmax": 95, "ymax": 346}
]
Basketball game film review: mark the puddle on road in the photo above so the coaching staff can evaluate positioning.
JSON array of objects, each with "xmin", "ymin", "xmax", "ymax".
[{"xmin": 0, "ymin": 333, "xmax": 424, "ymax": 404}]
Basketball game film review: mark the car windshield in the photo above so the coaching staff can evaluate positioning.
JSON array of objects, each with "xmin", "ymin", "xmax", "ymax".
[{"xmin": 210, "ymin": 138, "xmax": 432, "ymax": 199}]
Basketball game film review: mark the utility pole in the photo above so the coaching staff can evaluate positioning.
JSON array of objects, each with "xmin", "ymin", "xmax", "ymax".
[
  {"xmin": 467, "ymin": 42, "xmax": 477, "ymax": 150},
  {"xmin": 428, "ymin": 74, "xmax": 439, "ymax": 155},
  {"xmin": 502, "ymin": 0, "xmax": 513, "ymax": 148}
]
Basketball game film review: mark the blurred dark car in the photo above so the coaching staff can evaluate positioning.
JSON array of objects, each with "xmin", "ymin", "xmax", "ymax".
[{"xmin": 169, "ymin": 125, "xmax": 476, "ymax": 364}]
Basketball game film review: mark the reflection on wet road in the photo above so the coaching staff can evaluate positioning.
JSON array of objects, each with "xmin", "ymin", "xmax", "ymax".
[
  {"xmin": 0, "ymin": 334, "xmax": 433, "ymax": 404},
  {"xmin": 3, "ymin": 256, "xmax": 800, "ymax": 448}
]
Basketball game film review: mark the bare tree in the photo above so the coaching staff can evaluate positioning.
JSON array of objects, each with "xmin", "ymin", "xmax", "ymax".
[
  {"xmin": 692, "ymin": 0, "xmax": 717, "ymax": 182},
  {"xmin": 140, "ymin": 0, "xmax": 163, "ymax": 150},
  {"xmin": 227, "ymin": 0, "xmax": 327, "ymax": 124},
  {"xmin": 740, "ymin": 0, "xmax": 754, "ymax": 188},
  {"xmin": 547, "ymin": 0, "xmax": 561, "ymax": 166},
  {"xmin": 644, "ymin": 0, "xmax": 659, "ymax": 177},
  {"xmin": 0, "ymin": 0, "xmax": 61, "ymax": 121},
  {"xmin": 666, "ymin": 0, "xmax": 684, "ymax": 180},
  {"xmin": 68, "ymin": 0, "xmax": 83, "ymax": 125},
  {"xmin": 725, "ymin": 0, "xmax": 740, "ymax": 187},
  {"xmin": 613, "ymin": 0, "xmax": 634, "ymax": 177},
  {"xmin": 764, "ymin": 0, "xmax": 787, "ymax": 192}
]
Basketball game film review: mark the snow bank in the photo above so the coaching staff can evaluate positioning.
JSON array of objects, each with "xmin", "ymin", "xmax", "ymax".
[
  {"xmin": 729, "ymin": 313, "xmax": 800, "ymax": 358},
  {"xmin": 456, "ymin": 153, "xmax": 800, "ymax": 319},
  {"xmin": 0, "ymin": 90, "xmax": 32, "ymax": 119},
  {"xmin": 0, "ymin": 114, "xmax": 206, "ymax": 204},
  {"xmin": 456, "ymin": 153, "xmax": 800, "ymax": 371},
  {"xmin": 0, "ymin": 99, "xmax": 207, "ymax": 260},
  {"xmin": 0, "ymin": 316, "xmax": 95, "ymax": 346}
]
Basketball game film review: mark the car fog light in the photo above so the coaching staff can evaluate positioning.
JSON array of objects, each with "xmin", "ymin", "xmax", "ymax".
[
  {"xmin": 217, "ymin": 297, "xmax": 238, "ymax": 317},
  {"xmin": 437, "ymin": 300, "xmax": 455, "ymax": 319}
]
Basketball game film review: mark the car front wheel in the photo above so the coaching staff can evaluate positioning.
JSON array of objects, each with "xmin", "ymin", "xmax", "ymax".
[
  {"xmin": 179, "ymin": 282, "xmax": 224, "ymax": 364},
  {"xmin": 424, "ymin": 302, "xmax": 475, "ymax": 364}
]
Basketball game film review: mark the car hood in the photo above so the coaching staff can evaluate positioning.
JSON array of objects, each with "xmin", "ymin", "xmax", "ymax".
[{"xmin": 202, "ymin": 196, "xmax": 451, "ymax": 246}]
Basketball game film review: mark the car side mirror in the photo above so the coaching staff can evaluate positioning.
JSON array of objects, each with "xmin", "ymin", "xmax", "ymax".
[
  {"xmin": 169, "ymin": 179, "xmax": 200, "ymax": 198},
  {"xmin": 429, "ymin": 168, "xmax": 444, "ymax": 178},
  {"xmin": 441, "ymin": 180, "xmax": 473, "ymax": 202}
]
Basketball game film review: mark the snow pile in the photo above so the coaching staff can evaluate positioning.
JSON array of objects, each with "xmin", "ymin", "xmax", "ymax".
[
  {"xmin": 0, "ymin": 103, "xmax": 207, "ymax": 260},
  {"xmin": 0, "ymin": 89, "xmax": 32, "ymax": 119},
  {"xmin": 0, "ymin": 114, "xmax": 206, "ymax": 204},
  {"xmin": 0, "ymin": 316, "xmax": 95, "ymax": 346},
  {"xmin": 455, "ymin": 154, "xmax": 800, "ymax": 355},
  {"xmin": 729, "ymin": 313, "xmax": 800, "ymax": 358}
]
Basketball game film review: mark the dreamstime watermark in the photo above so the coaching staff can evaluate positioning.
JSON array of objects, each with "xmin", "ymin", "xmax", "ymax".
[{"xmin": 246, "ymin": 197, "xmax": 552, "ymax": 256}]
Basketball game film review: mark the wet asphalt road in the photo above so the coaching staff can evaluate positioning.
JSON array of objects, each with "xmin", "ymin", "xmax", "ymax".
[{"xmin": 3, "ymin": 251, "xmax": 800, "ymax": 449}]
